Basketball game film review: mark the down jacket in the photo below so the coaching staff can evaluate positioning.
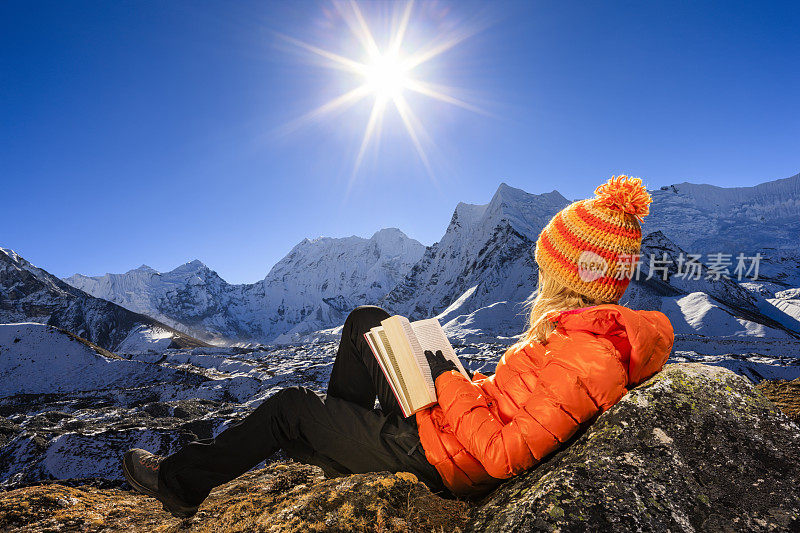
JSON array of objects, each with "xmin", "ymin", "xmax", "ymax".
[{"xmin": 415, "ymin": 303, "xmax": 674, "ymax": 496}]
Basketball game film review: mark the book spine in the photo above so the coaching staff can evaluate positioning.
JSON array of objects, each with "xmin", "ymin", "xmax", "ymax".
[{"xmin": 363, "ymin": 332, "xmax": 412, "ymax": 418}]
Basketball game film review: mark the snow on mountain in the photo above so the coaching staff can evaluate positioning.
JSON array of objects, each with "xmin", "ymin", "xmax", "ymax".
[
  {"xmin": 644, "ymin": 172, "xmax": 800, "ymax": 252},
  {"xmin": 661, "ymin": 292, "xmax": 792, "ymax": 338},
  {"xmin": 116, "ymin": 324, "xmax": 182, "ymax": 353},
  {"xmin": 750, "ymin": 248, "xmax": 800, "ymax": 291},
  {"xmin": 0, "ymin": 249, "xmax": 208, "ymax": 352},
  {"xmin": 763, "ymin": 289, "xmax": 800, "ymax": 331},
  {"xmin": 439, "ymin": 300, "xmax": 528, "ymax": 343},
  {"xmin": 0, "ymin": 323, "xmax": 188, "ymax": 396},
  {"xmin": 248, "ymin": 227, "xmax": 426, "ymax": 341},
  {"xmin": 66, "ymin": 260, "xmax": 241, "ymax": 344},
  {"xmin": 65, "ymin": 228, "xmax": 425, "ymax": 344}
]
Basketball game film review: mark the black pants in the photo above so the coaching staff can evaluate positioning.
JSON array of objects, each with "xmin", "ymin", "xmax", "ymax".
[{"xmin": 158, "ymin": 305, "xmax": 447, "ymax": 506}]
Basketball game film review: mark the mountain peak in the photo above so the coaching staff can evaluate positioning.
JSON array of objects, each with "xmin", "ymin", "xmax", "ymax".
[
  {"xmin": 171, "ymin": 259, "xmax": 208, "ymax": 274},
  {"xmin": 369, "ymin": 227, "xmax": 407, "ymax": 240},
  {"xmin": 491, "ymin": 181, "xmax": 526, "ymax": 203},
  {"xmin": 125, "ymin": 264, "xmax": 156, "ymax": 274},
  {"xmin": 0, "ymin": 248, "xmax": 22, "ymax": 264},
  {"xmin": 490, "ymin": 182, "xmax": 569, "ymax": 207}
]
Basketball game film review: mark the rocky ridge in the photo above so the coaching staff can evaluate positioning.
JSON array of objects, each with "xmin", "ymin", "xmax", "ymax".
[
  {"xmin": 2, "ymin": 363, "xmax": 798, "ymax": 532},
  {"xmin": 0, "ymin": 248, "xmax": 207, "ymax": 352}
]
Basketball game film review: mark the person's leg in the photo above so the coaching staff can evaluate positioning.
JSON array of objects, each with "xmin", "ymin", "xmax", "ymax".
[
  {"xmin": 327, "ymin": 305, "xmax": 404, "ymax": 419},
  {"xmin": 156, "ymin": 304, "xmax": 396, "ymax": 506},
  {"xmin": 157, "ymin": 386, "xmax": 446, "ymax": 507},
  {"xmin": 276, "ymin": 387, "xmax": 444, "ymax": 494}
]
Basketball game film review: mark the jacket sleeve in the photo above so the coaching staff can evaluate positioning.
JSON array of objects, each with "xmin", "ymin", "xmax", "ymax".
[{"xmin": 434, "ymin": 333, "xmax": 629, "ymax": 479}]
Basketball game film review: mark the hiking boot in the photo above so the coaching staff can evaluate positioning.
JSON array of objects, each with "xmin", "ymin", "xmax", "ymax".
[{"xmin": 122, "ymin": 448, "xmax": 199, "ymax": 518}]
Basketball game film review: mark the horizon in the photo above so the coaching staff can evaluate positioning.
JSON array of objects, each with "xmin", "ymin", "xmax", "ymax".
[{"xmin": 3, "ymin": 0, "xmax": 799, "ymax": 283}]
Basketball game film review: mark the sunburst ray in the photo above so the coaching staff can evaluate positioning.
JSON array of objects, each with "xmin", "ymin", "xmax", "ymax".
[{"xmin": 280, "ymin": 0, "xmax": 486, "ymax": 183}]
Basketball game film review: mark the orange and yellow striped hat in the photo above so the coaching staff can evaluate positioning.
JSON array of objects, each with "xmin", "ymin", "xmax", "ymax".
[{"xmin": 534, "ymin": 175, "xmax": 653, "ymax": 302}]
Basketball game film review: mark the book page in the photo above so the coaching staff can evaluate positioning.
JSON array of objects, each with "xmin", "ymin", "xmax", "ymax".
[
  {"xmin": 364, "ymin": 329, "xmax": 411, "ymax": 417},
  {"xmin": 376, "ymin": 328, "xmax": 412, "ymax": 414},
  {"xmin": 397, "ymin": 317, "xmax": 436, "ymax": 395},
  {"xmin": 381, "ymin": 316, "xmax": 436, "ymax": 406},
  {"xmin": 410, "ymin": 318, "xmax": 471, "ymax": 380},
  {"xmin": 370, "ymin": 326, "xmax": 400, "ymax": 385}
]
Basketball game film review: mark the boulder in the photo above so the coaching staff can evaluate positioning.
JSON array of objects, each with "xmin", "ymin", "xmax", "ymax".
[{"xmin": 468, "ymin": 363, "xmax": 800, "ymax": 532}]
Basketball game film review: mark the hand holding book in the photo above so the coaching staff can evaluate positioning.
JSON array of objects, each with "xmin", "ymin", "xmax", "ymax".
[
  {"xmin": 424, "ymin": 349, "xmax": 474, "ymax": 382},
  {"xmin": 362, "ymin": 315, "xmax": 472, "ymax": 417}
]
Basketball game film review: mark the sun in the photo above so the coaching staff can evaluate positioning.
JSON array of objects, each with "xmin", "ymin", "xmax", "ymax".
[
  {"xmin": 363, "ymin": 52, "xmax": 409, "ymax": 100},
  {"xmin": 278, "ymin": 0, "xmax": 484, "ymax": 196}
]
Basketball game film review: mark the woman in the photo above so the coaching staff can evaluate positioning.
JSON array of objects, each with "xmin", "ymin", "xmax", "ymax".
[{"xmin": 123, "ymin": 175, "xmax": 674, "ymax": 517}]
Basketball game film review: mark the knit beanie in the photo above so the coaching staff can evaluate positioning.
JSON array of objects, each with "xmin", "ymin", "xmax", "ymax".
[{"xmin": 534, "ymin": 175, "xmax": 653, "ymax": 302}]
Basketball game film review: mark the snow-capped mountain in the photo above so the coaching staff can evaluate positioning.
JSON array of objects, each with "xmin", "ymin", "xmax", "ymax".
[
  {"xmin": 65, "ymin": 228, "xmax": 425, "ymax": 344},
  {"xmin": 65, "ymin": 260, "xmax": 243, "ymax": 344},
  {"xmin": 0, "ymin": 248, "xmax": 208, "ymax": 352},
  {"xmin": 64, "ymin": 174, "xmax": 800, "ymax": 345},
  {"xmin": 252, "ymin": 227, "xmax": 426, "ymax": 342},
  {"xmin": 640, "ymin": 173, "xmax": 800, "ymax": 307}
]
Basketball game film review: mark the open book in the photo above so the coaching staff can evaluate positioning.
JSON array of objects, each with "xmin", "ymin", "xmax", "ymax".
[{"xmin": 363, "ymin": 315, "xmax": 471, "ymax": 418}]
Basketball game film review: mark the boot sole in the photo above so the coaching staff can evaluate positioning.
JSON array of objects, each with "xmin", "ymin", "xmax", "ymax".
[{"xmin": 122, "ymin": 454, "xmax": 199, "ymax": 519}]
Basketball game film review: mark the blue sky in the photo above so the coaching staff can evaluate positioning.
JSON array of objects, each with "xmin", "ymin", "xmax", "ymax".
[{"xmin": 2, "ymin": 0, "xmax": 798, "ymax": 284}]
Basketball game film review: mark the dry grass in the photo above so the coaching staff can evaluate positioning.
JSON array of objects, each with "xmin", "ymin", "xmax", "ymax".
[
  {"xmin": 756, "ymin": 377, "xmax": 800, "ymax": 424},
  {"xmin": 0, "ymin": 461, "xmax": 470, "ymax": 533}
]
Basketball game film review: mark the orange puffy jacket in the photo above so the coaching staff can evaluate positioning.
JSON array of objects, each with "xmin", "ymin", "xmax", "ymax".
[{"xmin": 415, "ymin": 303, "xmax": 674, "ymax": 496}]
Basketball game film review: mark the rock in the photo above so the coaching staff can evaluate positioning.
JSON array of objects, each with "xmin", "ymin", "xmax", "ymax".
[
  {"xmin": 467, "ymin": 363, "xmax": 800, "ymax": 532},
  {"xmin": 0, "ymin": 462, "xmax": 469, "ymax": 532}
]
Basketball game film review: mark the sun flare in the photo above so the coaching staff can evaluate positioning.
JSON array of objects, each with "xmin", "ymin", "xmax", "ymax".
[{"xmin": 279, "ymin": 0, "xmax": 483, "ymax": 196}]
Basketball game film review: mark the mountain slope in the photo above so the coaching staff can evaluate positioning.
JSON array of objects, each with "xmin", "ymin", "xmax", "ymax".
[
  {"xmin": 0, "ymin": 248, "xmax": 208, "ymax": 352},
  {"xmin": 381, "ymin": 183, "xmax": 570, "ymax": 323},
  {"xmin": 0, "ymin": 323, "xmax": 189, "ymax": 396}
]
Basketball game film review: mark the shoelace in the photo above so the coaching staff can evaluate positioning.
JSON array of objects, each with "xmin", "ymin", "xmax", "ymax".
[{"xmin": 139, "ymin": 454, "xmax": 163, "ymax": 471}]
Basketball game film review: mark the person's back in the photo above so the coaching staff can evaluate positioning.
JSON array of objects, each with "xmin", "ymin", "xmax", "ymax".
[{"xmin": 416, "ymin": 175, "xmax": 675, "ymax": 496}]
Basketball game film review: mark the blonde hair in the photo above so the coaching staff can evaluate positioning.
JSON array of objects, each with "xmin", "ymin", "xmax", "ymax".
[{"xmin": 509, "ymin": 269, "xmax": 615, "ymax": 352}]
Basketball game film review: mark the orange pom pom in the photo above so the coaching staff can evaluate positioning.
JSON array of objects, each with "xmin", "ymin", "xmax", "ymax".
[{"xmin": 593, "ymin": 175, "xmax": 652, "ymax": 222}]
